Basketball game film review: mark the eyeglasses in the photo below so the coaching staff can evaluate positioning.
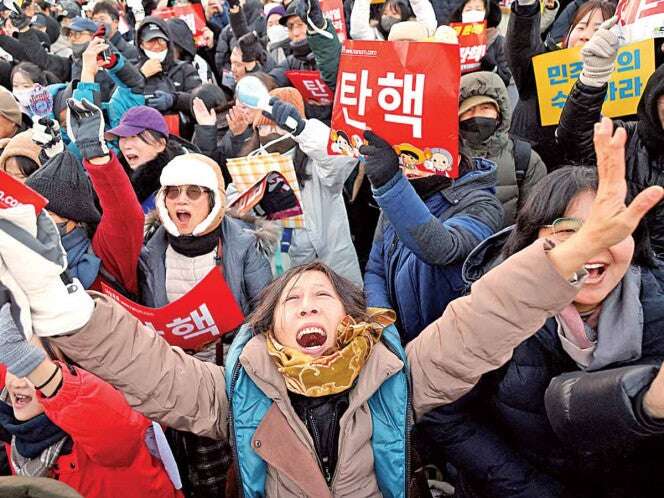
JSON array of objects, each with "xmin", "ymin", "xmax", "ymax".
[
  {"xmin": 542, "ymin": 217, "xmax": 583, "ymax": 240},
  {"xmin": 164, "ymin": 185, "xmax": 211, "ymax": 201}
]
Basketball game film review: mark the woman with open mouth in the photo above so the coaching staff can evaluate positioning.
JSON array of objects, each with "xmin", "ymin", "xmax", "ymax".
[
  {"xmin": 3, "ymin": 119, "xmax": 664, "ymax": 496},
  {"xmin": 414, "ymin": 155, "xmax": 664, "ymax": 494},
  {"xmin": 0, "ymin": 310, "xmax": 181, "ymax": 498}
]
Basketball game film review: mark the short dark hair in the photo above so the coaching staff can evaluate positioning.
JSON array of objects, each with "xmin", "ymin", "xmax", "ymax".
[
  {"xmin": 502, "ymin": 166, "xmax": 654, "ymax": 267},
  {"xmin": 137, "ymin": 129, "xmax": 168, "ymax": 146},
  {"xmin": 8, "ymin": 155, "xmax": 40, "ymax": 178},
  {"xmin": 92, "ymin": 0, "xmax": 120, "ymax": 21},
  {"xmin": 11, "ymin": 62, "xmax": 48, "ymax": 88},
  {"xmin": 191, "ymin": 83, "xmax": 228, "ymax": 115},
  {"xmin": 248, "ymin": 261, "xmax": 369, "ymax": 335}
]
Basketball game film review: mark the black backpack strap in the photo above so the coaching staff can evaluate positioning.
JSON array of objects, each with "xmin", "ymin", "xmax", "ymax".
[{"xmin": 511, "ymin": 137, "xmax": 532, "ymax": 187}]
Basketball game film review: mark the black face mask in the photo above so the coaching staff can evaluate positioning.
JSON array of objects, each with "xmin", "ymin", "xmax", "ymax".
[
  {"xmin": 290, "ymin": 38, "xmax": 313, "ymax": 59},
  {"xmin": 459, "ymin": 117, "xmax": 499, "ymax": 144}
]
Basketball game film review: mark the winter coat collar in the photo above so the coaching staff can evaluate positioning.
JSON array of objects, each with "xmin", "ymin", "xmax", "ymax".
[
  {"xmin": 237, "ymin": 332, "xmax": 404, "ymax": 490},
  {"xmin": 61, "ymin": 227, "xmax": 101, "ymax": 290},
  {"xmin": 462, "ymin": 224, "xmax": 514, "ymax": 285},
  {"xmin": 437, "ymin": 158, "xmax": 497, "ymax": 206}
]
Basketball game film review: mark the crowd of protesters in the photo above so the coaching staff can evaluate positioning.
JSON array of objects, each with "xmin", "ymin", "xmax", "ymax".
[{"xmin": 0, "ymin": 0, "xmax": 662, "ymax": 496}]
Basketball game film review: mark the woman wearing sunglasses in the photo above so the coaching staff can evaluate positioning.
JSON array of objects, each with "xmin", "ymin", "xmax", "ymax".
[{"xmin": 415, "ymin": 162, "xmax": 664, "ymax": 497}]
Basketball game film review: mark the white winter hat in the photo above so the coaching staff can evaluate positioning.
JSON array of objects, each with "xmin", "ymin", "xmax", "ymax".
[{"xmin": 156, "ymin": 153, "xmax": 226, "ymax": 237}]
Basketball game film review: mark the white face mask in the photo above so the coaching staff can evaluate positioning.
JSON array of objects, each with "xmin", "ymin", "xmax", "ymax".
[
  {"xmin": 144, "ymin": 49, "xmax": 168, "ymax": 62},
  {"xmin": 267, "ymin": 24, "xmax": 289, "ymax": 44},
  {"xmin": 12, "ymin": 88, "xmax": 32, "ymax": 109},
  {"xmin": 462, "ymin": 9, "xmax": 485, "ymax": 23}
]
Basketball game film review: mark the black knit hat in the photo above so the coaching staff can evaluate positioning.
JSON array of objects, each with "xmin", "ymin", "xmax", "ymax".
[{"xmin": 25, "ymin": 150, "xmax": 101, "ymax": 224}]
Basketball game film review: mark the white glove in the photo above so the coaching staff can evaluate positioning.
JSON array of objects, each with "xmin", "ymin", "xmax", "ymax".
[
  {"xmin": 32, "ymin": 117, "xmax": 64, "ymax": 160},
  {"xmin": 580, "ymin": 17, "xmax": 621, "ymax": 88},
  {"xmin": 0, "ymin": 205, "xmax": 94, "ymax": 336}
]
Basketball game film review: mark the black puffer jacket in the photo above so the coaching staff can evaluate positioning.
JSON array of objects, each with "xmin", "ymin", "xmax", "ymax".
[
  {"xmin": 556, "ymin": 64, "xmax": 664, "ymax": 256},
  {"xmin": 214, "ymin": 0, "xmax": 266, "ymax": 73},
  {"xmin": 505, "ymin": 1, "xmax": 561, "ymax": 171},
  {"xmin": 136, "ymin": 17, "xmax": 202, "ymax": 113},
  {"xmin": 416, "ymin": 230, "xmax": 664, "ymax": 498}
]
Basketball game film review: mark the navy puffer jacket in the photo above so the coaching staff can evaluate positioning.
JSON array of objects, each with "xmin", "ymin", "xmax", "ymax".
[{"xmin": 416, "ymin": 232, "xmax": 664, "ymax": 498}]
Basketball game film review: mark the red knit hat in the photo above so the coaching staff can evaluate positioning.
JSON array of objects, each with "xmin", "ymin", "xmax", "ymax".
[{"xmin": 253, "ymin": 87, "xmax": 306, "ymax": 129}]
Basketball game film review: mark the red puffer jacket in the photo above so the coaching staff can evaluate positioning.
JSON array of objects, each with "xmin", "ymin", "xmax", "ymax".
[{"xmin": 5, "ymin": 364, "xmax": 182, "ymax": 498}]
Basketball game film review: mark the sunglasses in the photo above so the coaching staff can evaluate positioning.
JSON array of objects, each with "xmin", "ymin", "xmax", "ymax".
[{"xmin": 164, "ymin": 185, "xmax": 211, "ymax": 201}]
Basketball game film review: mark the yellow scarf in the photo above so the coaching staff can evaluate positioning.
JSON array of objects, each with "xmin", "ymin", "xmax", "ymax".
[{"xmin": 266, "ymin": 308, "xmax": 396, "ymax": 397}]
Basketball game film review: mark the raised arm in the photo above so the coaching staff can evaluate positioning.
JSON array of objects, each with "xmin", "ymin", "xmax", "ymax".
[{"xmin": 407, "ymin": 118, "xmax": 664, "ymax": 418}]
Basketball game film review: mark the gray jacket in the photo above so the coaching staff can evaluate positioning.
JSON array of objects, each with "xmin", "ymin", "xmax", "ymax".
[{"xmin": 138, "ymin": 216, "xmax": 272, "ymax": 314}]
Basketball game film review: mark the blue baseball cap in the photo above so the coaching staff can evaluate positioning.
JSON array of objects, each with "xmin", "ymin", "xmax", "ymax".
[{"xmin": 68, "ymin": 17, "xmax": 98, "ymax": 33}]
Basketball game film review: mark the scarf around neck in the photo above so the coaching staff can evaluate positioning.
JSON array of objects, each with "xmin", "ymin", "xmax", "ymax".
[
  {"xmin": 61, "ymin": 227, "xmax": 101, "ymax": 290},
  {"xmin": 266, "ymin": 308, "xmax": 395, "ymax": 397},
  {"xmin": 0, "ymin": 393, "xmax": 69, "ymax": 477},
  {"xmin": 555, "ymin": 265, "xmax": 643, "ymax": 371},
  {"xmin": 167, "ymin": 224, "xmax": 221, "ymax": 258}
]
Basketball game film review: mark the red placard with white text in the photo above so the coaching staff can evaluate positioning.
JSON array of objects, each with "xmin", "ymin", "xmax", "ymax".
[
  {"xmin": 152, "ymin": 3, "xmax": 207, "ymax": 45},
  {"xmin": 320, "ymin": 0, "xmax": 348, "ymax": 41},
  {"xmin": 101, "ymin": 268, "xmax": 244, "ymax": 351},
  {"xmin": 286, "ymin": 70, "xmax": 334, "ymax": 105},
  {"xmin": 616, "ymin": 0, "xmax": 664, "ymax": 42},
  {"xmin": 450, "ymin": 21, "xmax": 488, "ymax": 74},
  {"xmin": 329, "ymin": 40, "xmax": 460, "ymax": 178},
  {"xmin": 0, "ymin": 170, "xmax": 47, "ymax": 214}
]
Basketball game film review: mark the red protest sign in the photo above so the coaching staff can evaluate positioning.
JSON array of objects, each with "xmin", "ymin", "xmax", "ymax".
[
  {"xmin": 451, "ymin": 22, "xmax": 488, "ymax": 74},
  {"xmin": 101, "ymin": 268, "xmax": 245, "ymax": 351},
  {"xmin": 285, "ymin": 70, "xmax": 334, "ymax": 105},
  {"xmin": 152, "ymin": 3, "xmax": 207, "ymax": 44},
  {"xmin": 0, "ymin": 170, "xmax": 47, "ymax": 214},
  {"xmin": 329, "ymin": 40, "xmax": 460, "ymax": 178},
  {"xmin": 319, "ymin": 0, "xmax": 348, "ymax": 41},
  {"xmin": 616, "ymin": 0, "xmax": 664, "ymax": 42}
]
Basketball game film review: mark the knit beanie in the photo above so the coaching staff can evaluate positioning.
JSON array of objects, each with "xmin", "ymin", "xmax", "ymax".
[
  {"xmin": 25, "ymin": 149, "xmax": 101, "ymax": 223},
  {"xmin": 0, "ymin": 131, "xmax": 43, "ymax": 173},
  {"xmin": 0, "ymin": 87, "xmax": 22, "ymax": 128},
  {"xmin": 253, "ymin": 87, "xmax": 306, "ymax": 128}
]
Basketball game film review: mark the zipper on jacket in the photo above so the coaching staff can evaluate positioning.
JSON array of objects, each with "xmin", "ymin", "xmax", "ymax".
[
  {"xmin": 383, "ymin": 340, "xmax": 413, "ymax": 498},
  {"xmin": 228, "ymin": 361, "xmax": 245, "ymax": 498},
  {"xmin": 306, "ymin": 409, "xmax": 332, "ymax": 485}
]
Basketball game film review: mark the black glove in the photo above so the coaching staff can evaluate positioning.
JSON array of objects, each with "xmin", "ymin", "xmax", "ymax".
[
  {"xmin": 147, "ymin": 90, "xmax": 175, "ymax": 112},
  {"xmin": 238, "ymin": 31, "xmax": 263, "ymax": 63},
  {"xmin": 297, "ymin": 0, "xmax": 325, "ymax": 29},
  {"xmin": 9, "ymin": 3, "xmax": 30, "ymax": 31},
  {"xmin": 266, "ymin": 97, "xmax": 306, "ymax": 135},
  {"xmin": 359, "ymin": 130, "xmax": 400, "ymax": 188},
  {"xmin": 66, "ymin": 98, "xmax": 109, "ymax": 160},
  {"xmin": 227, "ymin": 0, "xmax": 240, "ymax": 9}
]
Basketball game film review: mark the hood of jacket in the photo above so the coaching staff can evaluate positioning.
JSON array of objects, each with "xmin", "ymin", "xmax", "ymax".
[
  {"xmin": 637, "ymin": 62, "xmax": 664, "ymax": 154},
  {"xmin": 459, "ymin": 71, "xmax": 510, "ymax": 157},
  {"xmin": 137, "ymin": 16, "xmax": 176, "ymax": 68},
  {"xmin": 167, "ymin": 18, "xmax": 196, "ymax": 60},
  {"xmin": 441, "ymin": 157, "xmax": 498, "ymax": 201},
  {"xmin": 461, "ymin": 224, "xmax": 514, "ymax": 286}
]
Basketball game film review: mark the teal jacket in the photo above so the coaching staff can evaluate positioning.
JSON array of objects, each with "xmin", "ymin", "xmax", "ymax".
[{"xmin": 225, "ymin": 323, "xmax": 412, "ymax": 497}]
